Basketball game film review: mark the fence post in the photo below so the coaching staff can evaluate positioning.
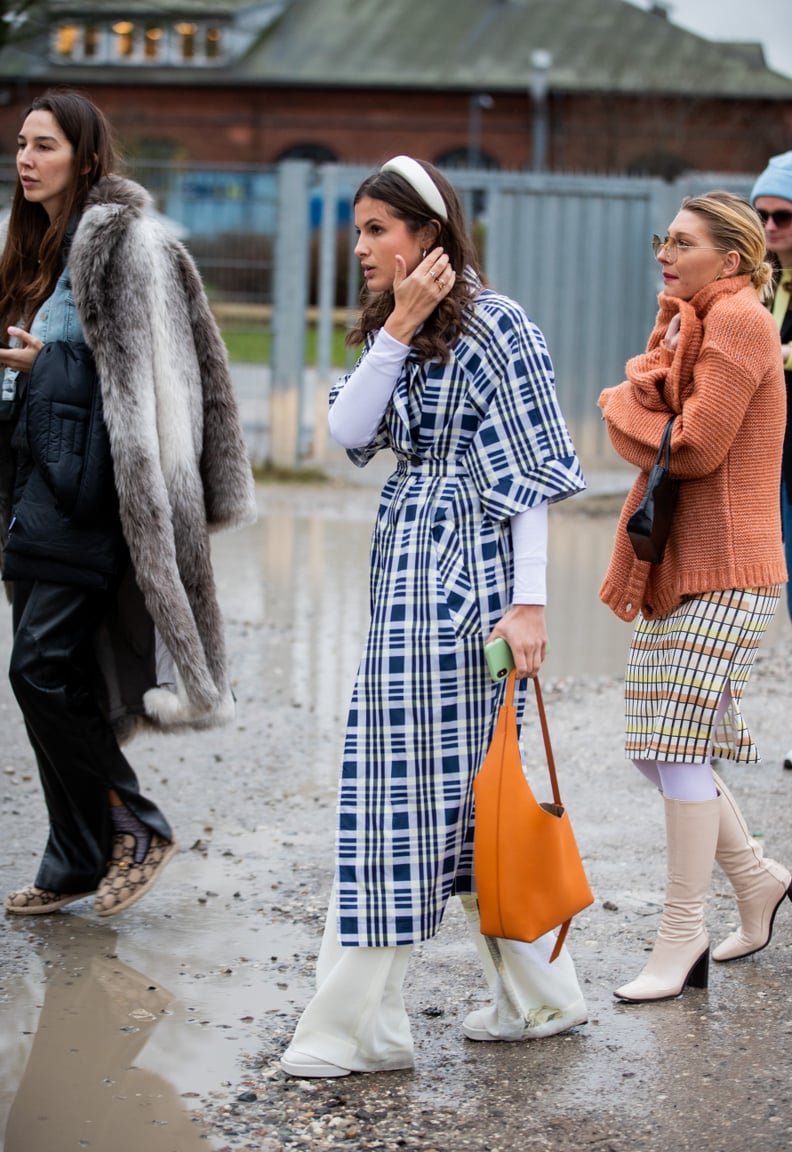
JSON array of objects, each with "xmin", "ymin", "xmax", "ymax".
[
  {"xmin": 311, "ymin": 164, "xmax": 341, "ymax": 463},
  {"xmin": 271, "ymin": 160, "xmax": 312, "ymax": 468}
]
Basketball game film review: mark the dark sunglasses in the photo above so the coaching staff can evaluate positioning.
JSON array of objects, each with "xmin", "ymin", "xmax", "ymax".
[{"xmin": 757, "ymin": 208, "xmax": 792, "ymax": 227}]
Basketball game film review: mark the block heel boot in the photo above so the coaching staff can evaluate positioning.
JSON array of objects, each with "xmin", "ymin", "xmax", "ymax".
[
  {"xmin": 615, "ymin": 796, "xmax": 720, "ymax": 1003},
  {"xmin": 711, "ymin": 771, "xmax": 792, "ymax": 962}
]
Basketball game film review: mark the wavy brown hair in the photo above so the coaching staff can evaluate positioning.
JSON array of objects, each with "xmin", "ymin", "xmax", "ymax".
[
  {"xmin": 347, "ymin": 159, "xmax": 483, "ymax": 364},
  {"xmin": 0, "ymin": 88, "xmax": 117, "ymax": 330}
]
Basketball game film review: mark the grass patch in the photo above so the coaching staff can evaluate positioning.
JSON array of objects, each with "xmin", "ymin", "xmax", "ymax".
[
  {"xmin": 222, "ymin": 325, "xmax": 353, "ymax": 365},
  {"xmin": 223, "ymin": 329, "xmax": 269, "ymax": 362},
  {"xmin": 252, "ymin": 461, "xmax": 328, "ymax": 484}
]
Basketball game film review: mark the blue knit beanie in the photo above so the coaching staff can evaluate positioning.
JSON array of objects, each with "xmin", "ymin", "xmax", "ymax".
[{"xmin": 751, "ymin": 151, "xmax": 792, "ymax": 205}]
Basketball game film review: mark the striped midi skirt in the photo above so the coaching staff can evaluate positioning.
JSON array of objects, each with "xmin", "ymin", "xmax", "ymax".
[{"xmin": 624, "ymin": 586, "xmax": 780, "ymax": 764}]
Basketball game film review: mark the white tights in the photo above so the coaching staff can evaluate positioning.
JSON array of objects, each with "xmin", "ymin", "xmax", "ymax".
[{"xmin": 633, "ymin": 684, "xmax": 732, "ymax": 800}]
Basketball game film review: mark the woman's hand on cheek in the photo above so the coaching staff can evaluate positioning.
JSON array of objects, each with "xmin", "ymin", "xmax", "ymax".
[
  {"xmin": 0, "ymin": 327, "xmax": 44, "ymax": 373},
  {"xmin": 384, "ymin": 249, "xmax": 456, "ymax": 345}
]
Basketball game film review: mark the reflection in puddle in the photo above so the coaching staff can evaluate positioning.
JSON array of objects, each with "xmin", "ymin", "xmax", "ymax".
[
  {"xmin": 0, "ymin": 840, "xmax": 312, "ymax": 1151},
  {"xmin": 3, "ymin": 925, "xmax": 210, "ymax": 1151}
]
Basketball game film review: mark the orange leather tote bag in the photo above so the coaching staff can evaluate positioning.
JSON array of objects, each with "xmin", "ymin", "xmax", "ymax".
[{"xmin": 473, "ymin": 671, "xmax": 594, "ymax": 962}]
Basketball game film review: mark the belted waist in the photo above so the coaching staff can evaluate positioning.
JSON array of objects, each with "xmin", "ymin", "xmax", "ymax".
[{"xmin": 396, "ymin": 456, "xmax": 469, "ymax": 477}]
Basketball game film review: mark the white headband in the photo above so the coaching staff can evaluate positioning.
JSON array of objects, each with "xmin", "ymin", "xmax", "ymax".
[{"xmin": 380, "ymin": 155, "xmax": 448, "ymax": 222}]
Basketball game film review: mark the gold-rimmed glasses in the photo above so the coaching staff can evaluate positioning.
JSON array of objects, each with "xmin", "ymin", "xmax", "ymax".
[{"xmin": 651, "ymin": 234, "xmax": 730, "ymax": 260}]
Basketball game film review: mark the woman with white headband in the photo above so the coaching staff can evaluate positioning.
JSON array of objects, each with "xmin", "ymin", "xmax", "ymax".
[{"xmin": 281, "ymin": 156, "xmax": 588, "ymax": 1078}]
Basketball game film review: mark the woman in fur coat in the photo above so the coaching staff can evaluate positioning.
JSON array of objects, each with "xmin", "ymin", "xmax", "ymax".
[{"xmin": 0, "ymin": 89, "xmax": 256, "ymax": 918}]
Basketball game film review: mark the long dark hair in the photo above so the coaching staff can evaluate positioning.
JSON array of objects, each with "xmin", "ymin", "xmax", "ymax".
[
  {"xmin": 348, "ymin": 159, "xmax": 483, "ymax": 364},
  {"xmin": 0, "ymin": 88, "xmax": 117, "ymax": 329}
]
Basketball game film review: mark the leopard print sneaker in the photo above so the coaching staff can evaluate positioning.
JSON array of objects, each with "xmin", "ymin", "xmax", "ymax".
[{"xmin": 94, "ymin": 833, "xmax": 178, "ymax": 917}]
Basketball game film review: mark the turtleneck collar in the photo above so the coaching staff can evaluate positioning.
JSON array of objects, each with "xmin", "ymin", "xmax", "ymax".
[{"xmin": 659, "ymin": 274, "xmax": 752, "ymax": 318}]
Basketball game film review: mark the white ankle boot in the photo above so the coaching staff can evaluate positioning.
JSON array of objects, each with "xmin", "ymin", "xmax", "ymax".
[
  {"xmin": 616, "ymin": 797, "xmax": 720, "ymax": 1003},
  {"xmin": 711, "ymin": 771, "xmax": 792, "ymax": 962}
]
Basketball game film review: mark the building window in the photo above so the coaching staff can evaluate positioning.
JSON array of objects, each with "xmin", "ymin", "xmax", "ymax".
[
  {"xmin": 435, "ymin": 147, "xmax": 499, "ymax": 170},
  {"xmin": 55, "ymin": 24, "xmax": 78, "ymax": 58},
  {"xmin": 205, "ymin": 26, "xmax": 222, "ymax": 59},
  {"xmin": 277, "ymin": 143, "xmax": 338, "ymax": 163},
  {"xmin": 50, "ymin": 16, "xmax": 228, "ymax": 67},
  {"xmin": 112, "ymin": 20, "xmax": 135, "ymax": 60},
  {"xmin": 144, "ymin": 25, "xmax": 162, "ymax": 61},
  {"xmin": 84, "ymin": 24, "xmax": 101, "ymax": 59},
  {"xmin": 53, "ymin": 22, "xmax": 103, "ymax": 61},
  {"xmin": 175, "ymin": 22, "xmax": 196, "ymax": 61}
]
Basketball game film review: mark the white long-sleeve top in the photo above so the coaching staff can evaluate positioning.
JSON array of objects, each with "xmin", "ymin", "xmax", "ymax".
[{"xmin": 329, "ymin": 329, "xmax": 547, "ymax": 605}]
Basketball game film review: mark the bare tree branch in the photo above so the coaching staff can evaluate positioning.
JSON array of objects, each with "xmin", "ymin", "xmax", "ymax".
[{"xmin": 0, "ymin": 0, "xmax": 48, "ymax": 52}]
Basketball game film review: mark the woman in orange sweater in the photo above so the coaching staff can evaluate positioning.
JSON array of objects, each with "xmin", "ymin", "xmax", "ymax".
[{"xmin": 600, "ymin": 191, "xmax": 791, "ymax": 1003}]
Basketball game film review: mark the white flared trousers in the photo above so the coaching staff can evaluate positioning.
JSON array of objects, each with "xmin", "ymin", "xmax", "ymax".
[{"xmin": 287, "ymin": 892, "xmax": 585, "ymax": 1071}]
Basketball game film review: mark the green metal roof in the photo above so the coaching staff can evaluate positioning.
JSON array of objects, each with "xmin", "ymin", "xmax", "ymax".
[
  {"xmin": 233, "ymin": 0, "xmax": 792, "ymax": 97},
  {"xmin": 4, "ymin": 0, "xmax": 792, "ymax": 98}
]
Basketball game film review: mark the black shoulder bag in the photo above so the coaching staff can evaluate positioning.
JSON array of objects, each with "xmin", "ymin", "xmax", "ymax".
[{"xmin": 625, "ymin": 416, "xmax": 679, "ymax": 564}]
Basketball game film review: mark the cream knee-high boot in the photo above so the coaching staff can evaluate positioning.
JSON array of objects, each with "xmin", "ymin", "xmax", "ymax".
[
  {"xmin": 615, "ymin": 796, "xmax": 720, "ymax": 1003},
  {"xmin": 710, "ymin": 770, "xmax": 791, "ymax": 962}
]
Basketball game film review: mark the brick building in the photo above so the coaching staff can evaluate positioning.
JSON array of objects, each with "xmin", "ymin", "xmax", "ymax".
[{"xmin": 0, "ymin": 0, "xmax": 790, "ymax": 175}]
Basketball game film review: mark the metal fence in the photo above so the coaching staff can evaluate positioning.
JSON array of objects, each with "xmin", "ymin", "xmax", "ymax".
[
  {"xmin": 127, "ymin": 159, "xmax": 279, "ymax": 302},
  {"xmin": 261, "ymin": 162, "xmax": 754, "ymax": 467},
  {"xmin": 0, "ymin": 157, "xmax": 755, "ymax": 468}
]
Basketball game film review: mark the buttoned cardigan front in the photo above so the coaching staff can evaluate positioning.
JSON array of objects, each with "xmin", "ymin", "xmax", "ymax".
[{"xmin": 599, "ymin": 276, "xmax": 787, "ymax": 622}]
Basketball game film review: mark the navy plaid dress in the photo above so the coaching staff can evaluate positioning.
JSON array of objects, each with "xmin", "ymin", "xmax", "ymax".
[{"xmin": 330, "ymin": 286, "xmax": 585, "ymax": 947}]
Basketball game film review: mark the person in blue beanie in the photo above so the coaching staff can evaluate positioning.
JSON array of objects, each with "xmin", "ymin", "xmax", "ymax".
[{"xmin": 751, "ymin": 151, "xmax": 792, "ymax": 769}]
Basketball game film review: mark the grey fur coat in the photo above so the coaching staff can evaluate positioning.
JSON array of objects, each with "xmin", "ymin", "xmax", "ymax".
[{"xmin": 1, "ymin": 175, "xmax": 257, "ymax": 736}]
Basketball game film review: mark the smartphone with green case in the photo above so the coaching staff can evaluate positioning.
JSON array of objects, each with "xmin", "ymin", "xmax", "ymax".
[{"xmin": 484, "ymin": 637, "xmax": 515, "ymax": 682}]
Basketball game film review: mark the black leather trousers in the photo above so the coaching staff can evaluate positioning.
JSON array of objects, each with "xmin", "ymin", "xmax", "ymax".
[{"xmin": 10, "ymin": 579, "xmax": 172, "ymax": 893}]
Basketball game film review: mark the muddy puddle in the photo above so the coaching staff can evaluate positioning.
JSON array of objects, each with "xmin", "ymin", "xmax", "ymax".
[{"xmin": 0, "ymin": 828, "xmax": 312, "ymax": 1150}]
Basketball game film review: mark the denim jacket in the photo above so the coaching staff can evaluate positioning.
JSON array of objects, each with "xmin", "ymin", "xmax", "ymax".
[{"xmin": 30, "ymin": 263, "xmax": 86, "ymax": 346}]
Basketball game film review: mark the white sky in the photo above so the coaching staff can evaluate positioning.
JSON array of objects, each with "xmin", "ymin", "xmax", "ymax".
[{"xmin": 625, "ymin": 0, "xmax": 792, "ymax": 78}]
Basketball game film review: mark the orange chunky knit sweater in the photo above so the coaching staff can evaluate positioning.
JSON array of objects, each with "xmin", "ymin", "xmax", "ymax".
[{"xmin": 599, "ymin": 276, "xmax": 787, "ymax": 622}]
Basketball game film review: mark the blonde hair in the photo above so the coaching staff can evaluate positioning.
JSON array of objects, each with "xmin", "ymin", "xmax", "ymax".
[{"xmin": 681, "ymin": 190, "xmax": 775, "ymax": 303}]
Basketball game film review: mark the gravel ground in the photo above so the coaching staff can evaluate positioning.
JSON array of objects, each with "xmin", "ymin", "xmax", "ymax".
[{"xmin": 1, "ymin": 483, "xmax": 791, "ymax": 1152}]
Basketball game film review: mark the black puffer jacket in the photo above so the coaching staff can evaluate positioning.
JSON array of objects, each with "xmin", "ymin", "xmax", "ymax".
[
  {"xmin": 781, "ymin": 304, "xmax": 792, "ymax": 500},
  {"xmin": 4, "ymin": 340, "xmax": 125, "ymax": 588}
]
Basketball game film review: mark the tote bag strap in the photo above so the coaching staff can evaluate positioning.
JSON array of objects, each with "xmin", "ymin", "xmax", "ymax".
[
  {"xmin": 657, "ymin": 415, "xmax": 675, "ymax": 469},
  {"xmin": 533, "ymin": 676, "xmax": 562, "ymax": 808},
  {"xmin": 504, "ymin": 671, "xmax": 562, "ymax": 807},
  {"xmin": 506, "ymin": 670, "xmax": 571, "ymax": 960}
]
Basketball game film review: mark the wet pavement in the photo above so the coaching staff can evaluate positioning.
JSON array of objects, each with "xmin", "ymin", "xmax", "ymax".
[{"xmin": 1, "ymin": 463, "xmax": 791, "ymax": 1151}]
